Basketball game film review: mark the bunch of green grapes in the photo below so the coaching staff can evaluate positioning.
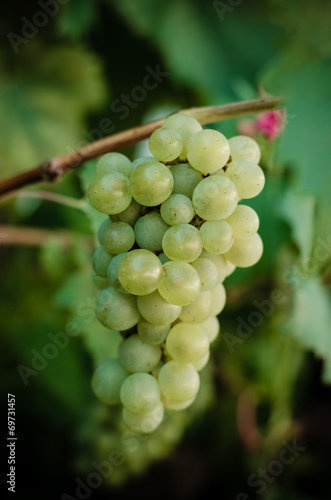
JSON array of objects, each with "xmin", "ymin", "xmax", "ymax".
[{"xmin": 88, "ymin": 113, "xmax": 264, "ymax": 434}]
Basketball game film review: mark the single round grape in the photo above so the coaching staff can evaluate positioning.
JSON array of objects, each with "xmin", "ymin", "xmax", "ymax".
[
  {"xmin": 166, "ymin": 323, "xmax": 209, "ymax": 364},
  {"xmin": 162, "ymin": 224, "xmax": 202, "ymax": 262},
  {"xmin": 228, "ymin": 135, "xmax": 261, "ymax": 163},
  {"xmin": 102, "ymin": 222, "xmax": 135, "ymax": 254},
  {"xmin": 120, "ymin": 372, "xmax": 161, "ymax": 414},
  {"xmin": 134, "ymin": 212, "xmax": 169, "ymax": 252},
  {"xmin": 122, "ymin": 402, "xmax": 164, "ymax": 433},
  {"xmin": 129, "ymin": 161, "xmax": 174, "ymax": 206},
  {"xmin": 199, "ymin": 316, "xmax": 220, "ymax": 343},
  {"xmin": 192, "ymin": 176, "xmax": 238, "ymax": 220},
  {"xmin": 209, "ymin": 284, "xmax": 227, "ymax": 316},
  {"xmin": 110, "ymin": 199, "xmax": 141, "ymax": 227},
  {"xmin": 224, "ymin": 159, "xmax": 265, "ymax": 199},
  {"xmin": 138, "ymin": 319, "xmax": 170, "ymax": 345},
  {"xmin": 95, "ymin": 287, "xmax": 140, "ymax": 331},
  {"xmin": 193, "ymin": 350, "xmax": 210, "ymax": 371},
  {"xmin": 92, "ymin": 245, "xmax": 112, "ymax": 277},
  {"xmin": 179, "ymin": 290, "xmax": 213, "ymax": 323},
  {"xmin": 158, "ymin": 361, "xmax": 200, "ymax": 402},
  {"xmin": 171, "ymin": 163, "xmax": 203, "ymax": 198},
  {"xmin": 97, "ymin": 218, "xmax": 111, "ymax": 244},
  {"xmin": 190, "ymin": 257, "xmax": 219, "ymax": 291},
  {"xmin": 118, "ymin": 249, "xmax": 164, "ymax": 296},
  {"xmin": 187, "ymin": 129, "xmax": 230, "ymax": 174},
  {"xmin": 163, "ymin": 113, "xmax": 202, "ymax": 160},
  {"xmin": 224, "ymin": 233, "xmax": 263, "ymax": 267},
  {"xmin": 162, "ymin": 395, "xmax": 196, "ymax": 411},
  {"xmin": 149, "ymin": 127, "xmax": 183, "ymax": 162},
  {"xmin": 200, "ymin": 251, "xmax": 228, "ymax": 284},
  {"xmin": 160, "ymin": 194, "xmax": 195, "ymax": 225},
  {"xmin": 158, "ymin": 261, "xmax": 201, "ymax": 306},
  {"xmin": 91, "ymin": 358, "xmax": 128, "ymax": 405},
  {"xmin": 200, "ymin": 220, "xmax": 234, "ymax": 255},
  {"xmin": 137, "ymin": 290, "xmax": 182, "ymax": 325},
  {"xmin": 118, "ymin": 334, "xmax": 162, "ymax": 373},
  {"xmin": 225, "ymin": 205, "xmax": 259, "ymax": 238},
  {"xmin": 92, "ymin": 271, "xmax": 109, "ymax": 290},
  {"xmin": 88, "ymin": 172, "xmax": 132, "ymax": 215},
  {"xmin": 96, "ymin": 152, "xmax": 133, "ymax": 178}
]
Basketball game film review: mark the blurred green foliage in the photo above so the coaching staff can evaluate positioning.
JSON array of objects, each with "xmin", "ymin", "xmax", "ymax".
[{"xmin": 0, "ymin": 0, "xmax": 330, "ymax": 499}]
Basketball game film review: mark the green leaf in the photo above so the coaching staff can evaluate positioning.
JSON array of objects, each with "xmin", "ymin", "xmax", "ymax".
[
  {"xmin": 285, "ymin": 277, "xmax": 331, "ymax": 383},
  {"xmin": 278, "ymin": 189, "xmax": 315, "ymax": 263},
  {"xmin": 57, "ymin": 0, "xmax": 97, "ymax": 38},
  {"xmin": 0, "ymin": 44, "xmax": 107, "ymax": 178}
]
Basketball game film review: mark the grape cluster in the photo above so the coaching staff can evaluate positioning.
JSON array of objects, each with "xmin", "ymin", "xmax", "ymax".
[{"xmin": 88, "ymin": 113, "xmax": 264, "ymax": 434}]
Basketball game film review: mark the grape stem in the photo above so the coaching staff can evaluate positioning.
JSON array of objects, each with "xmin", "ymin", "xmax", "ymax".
[
  {"xmin": 0, "ymin": 225, "xmax": 93, "ymax": 247},
  {"xmin": 0, "ymin": 96, "xmax": 284, "ymax": 197}
]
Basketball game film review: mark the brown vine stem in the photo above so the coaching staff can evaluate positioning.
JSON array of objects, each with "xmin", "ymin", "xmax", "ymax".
[
  {"xmin": 0, "ymin": 189, "xmax": 87, "ymax": 210},
  {"xmin": 0, "ymin": 226, "xmax": 93, "ymax": 248},
  {"xmin": 0, "ymin": 96, "xmax": 284, "ymax": 197}
]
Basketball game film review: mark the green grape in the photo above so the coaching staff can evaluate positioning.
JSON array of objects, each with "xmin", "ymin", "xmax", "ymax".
[
  {"xmin": 92, "ymin": 271, "xmax": 109, "ymax": 290},
  {"xmin": 122, "ymin": 402, "xmax": 164, "ymax": 433},
  {"xmin": 111, "ymin": 199, "xmax": 141, "ymax": 227},
  {"xmin": 91, "ymin": 358, "xmax": 129, "ymax": 405},
  {"xmin": 97, "ymin": 218, "xmax": 111, "ymax": 244},
  {"xmin": 224, "ymin": 159, "xmax": 265, "ymax": 199},
  {"xmin": 163, "ymin": 113, "xmax": 202, "ymax": 160},
  {"xmin": 107, "ymin": 252, "xmax": 129, "ymax": 294},
  {"xmin": 92, "ymin": 245, "xmax": 113, "ymax": 277},
  {"xmin": 193, "ymin": 350, "xmax": 210, "ymax": 371},
  {"xmin": 171, "ymin": 163, "xmax": 203, "ymax": 198},
  {"xmin": 137, "ymin": 319, "xmax": 170, "ymax": 345},
  {"xmin": 158, "ymin": 261, "xmax": 201, "ymax": 306},
  {"xmin": 118, "ymin": 249, "xmax": 164, "ymax": 296},
  {"xmin": 158, "ymin": 252, "xmax": 170, "ymax": 265},
  {"xmin": 179, "ymin": 290, "xmax": 213, "ymax": 323},
  {"xmin": 209, "ymin": 284, "xmax": 226, "ymax": 316},
  {"xmin": 134, "ymin": 212, "xmax": 169, "ymax": 252},
  {"xmin": 225, "ymin": 205, "xmax": 259, "ymax": 238},
  {"xmin": 102, "ymin": 221, "xmax": 135, "ymax": 254},
  {"xmin": 200, "ymin": 251, "xmax": 228, "ymax": 284},
  {"xmin": 192, "ymin": 176, "xmax": 238, "ymax": 220},
  {"xmin": 225, "ymin": 260, "xmax": 236, "ymax": 276},
  {"xmin": 158, "ymin": 361, "xmax": 200, "ymax": 401},
  {"xmin": 118, "ymin": 334, "xmax": 162, "ymax": 373},
  {"xmin": 95, "ymin": 286, "xmax": 140, "ymax": 331},
  {"xmin": 166, "ymin": 323, "xmax": 209, "ymax": 364},
  {"xmin": 162, "ymin": 395, "xmax": 196, "ymax": 411},
  {"xmin": 200, "ymin": 220, "xmax": 234, "ymax": 255},
  {"xmin": 149, "ymin": 127, "xmax": 183, "ymax": 162},
  {"xmin": 88, "ymin": 172, "xmax": 132, "ymax": 215},
  {"xmin": 132, "ymin": 156, "xmax": 158, "ymax": 170},
  {"xmin": 129, "ymin": 161, "xmax": 174, "ymax": 206},
  {"xmin": 120, "ymin": 372, "xmax": 161, "ymax": 414},
  {"xmin": 160, "ymin": 194, "xmax": 195, "ymax": 225},
  {"xmin": 190, "ymin": 257, "xmax": 219, "ymax": 291},
  {"xmin": 228, "ymin": 135, "xmax": 261, "ymax": 163},
  {"xmin": 187, "ymin": 129, "xmax": 230, "ymax": 174},
  {"xmin": 224, "ymin": 233, "xmax": 263, "ymax": 267},
  {"xmin": 162, "ymin": 224, "xmax": 202, "ymax": 262},
  {"xmin": 137, "ymin": 290, "xmax": 182, "ymax": 325},
  {"xmin": 199, "ymin": 316, "xmax": 220, "ymax": 343},
  {"xmin": 96, "ymin": 152, "xmax": 133, "ymax": 178}
]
